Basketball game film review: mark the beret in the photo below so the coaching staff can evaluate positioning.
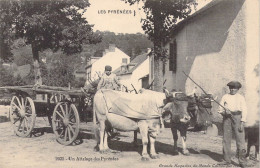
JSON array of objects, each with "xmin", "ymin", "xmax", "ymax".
[
  {"xmin": 105, "ymin": 65, "xmax": 112, "ymax": 71},
  {"xmin": 227, "ymin": 81, "xmax": 242, "ymax": 89}
]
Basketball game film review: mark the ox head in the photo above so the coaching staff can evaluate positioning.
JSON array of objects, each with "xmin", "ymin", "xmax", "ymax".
[
  {"xmin": 187, "ymin": 93, "xmax": 214, "ymax": 127},
  {"xmin": 162, "ymin": 88, "xmax": 191, "ymax": 124}
]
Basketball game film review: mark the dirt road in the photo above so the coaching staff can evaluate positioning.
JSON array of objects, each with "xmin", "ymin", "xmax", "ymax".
[{"xmin": 0, "ymin": 107, "xmax": 258, "ymax": 168}]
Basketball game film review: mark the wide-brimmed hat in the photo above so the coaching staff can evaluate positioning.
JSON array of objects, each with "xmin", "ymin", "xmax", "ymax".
[
  {"xmin": 105, "ymin": 65, "xmax": 112, "ymax": 71},
  {"xmin": 227, "ymin": 81, "xmax": 242, "ymax": 89}
]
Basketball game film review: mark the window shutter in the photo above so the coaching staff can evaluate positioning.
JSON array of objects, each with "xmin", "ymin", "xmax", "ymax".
[{"xmin": 169, "ymin": 40, "xmax": 177, "ymax": 72}]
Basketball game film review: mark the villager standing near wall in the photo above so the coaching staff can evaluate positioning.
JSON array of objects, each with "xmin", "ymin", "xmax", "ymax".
[{"xmin": 218, "ymin": 81, "xmax": 247, "ymax": 168}]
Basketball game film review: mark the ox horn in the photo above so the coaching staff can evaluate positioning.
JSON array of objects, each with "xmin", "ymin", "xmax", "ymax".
[
  {"xmin": 163, "ymin": 87, "xmax": 171, "ymax": 97},
  {"xmin": 210, "ymin": 96, "xmax": 218, "ymax": 102}
]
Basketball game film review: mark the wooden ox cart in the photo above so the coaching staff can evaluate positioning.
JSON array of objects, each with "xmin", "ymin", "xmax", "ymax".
[{"xmin": 0, "ymin": 85, "xmax": 94, "ymax": 145}]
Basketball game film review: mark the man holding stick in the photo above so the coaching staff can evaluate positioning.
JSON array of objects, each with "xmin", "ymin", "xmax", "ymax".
[{"xmin": 218, "ymin": 81, "xmax": 247, "ymax": 167}]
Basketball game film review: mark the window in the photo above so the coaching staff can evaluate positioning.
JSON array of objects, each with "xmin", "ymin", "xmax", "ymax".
[
  {"xmin": 122, "ymin": 58, "xmax": 128, "ymax": 64},
  {"xmin": 169, "ymin": 40, "xmax": 177, "ymax": 72}
]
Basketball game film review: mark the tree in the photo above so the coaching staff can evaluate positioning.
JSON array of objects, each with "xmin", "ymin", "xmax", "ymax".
[
  {"xmin": 0, "ymin": 0, "xmax": 101, "ymax": 85},
  {"xmin": 125, "ymin": 0, "xmax": 197, "ymax": 91},
  {"xmin": 0, "ymin": 1, "xmax": 15, "ymax": 63},
  {"xmin": 88, "ymin": 31, "xmax": 153, "ymax": 59}
]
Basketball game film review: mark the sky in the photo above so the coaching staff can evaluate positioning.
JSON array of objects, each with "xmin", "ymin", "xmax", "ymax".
[{"xmin": 84, "ymin": 0, "xmax": 212, "ymax": 34}]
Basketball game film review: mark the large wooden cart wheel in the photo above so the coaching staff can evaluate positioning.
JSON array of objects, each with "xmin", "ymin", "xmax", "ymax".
[
  {"xmin": 52, "ymin": 102, "xmax": 80, "ymax": 145},
  {"xmin": 10, "ymin": 96, "xmax": 36, "ymax": 137}
]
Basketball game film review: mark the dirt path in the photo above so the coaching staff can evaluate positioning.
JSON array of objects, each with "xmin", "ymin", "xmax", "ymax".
[{"xmin": 0, "ymin": 108, "xmax": 258, "ymax": 168}]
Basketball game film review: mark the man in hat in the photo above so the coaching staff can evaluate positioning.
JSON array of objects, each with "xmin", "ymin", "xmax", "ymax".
[
  {"xmin": 218, "ymin": 81, "xmax": 247, "ymax": 167},
  {"xmin": 97, "ymin": 65, "xmax": 121, "ymax": 137},
  {"xmin": 97, "ymin": 65, "xmax": 121, "ymax": 91}
]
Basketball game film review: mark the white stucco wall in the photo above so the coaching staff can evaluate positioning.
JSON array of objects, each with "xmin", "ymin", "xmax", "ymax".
[
  {"xmin": 163, "ymin": 0, "xmax": 259, "ymax": 125},
  {"xmin": 244, "ymin": 0, "xmax": 259, "ymax": 126},
  {"xmin": 131, "ymin": 58, "xmax": 149, "ymax": 90},
  {"xmin": 118, "ymin": 57, "xmax": 149, "ymax": 92}
]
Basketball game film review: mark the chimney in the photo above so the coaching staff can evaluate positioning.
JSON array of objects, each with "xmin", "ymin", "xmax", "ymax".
[
  {"xmin": 121, "ymin": 58, "xmax": 128, "ymax": 73},
  {"xmin": 109, "ymin": 44, "xmax": 116, "ymax": 52}
]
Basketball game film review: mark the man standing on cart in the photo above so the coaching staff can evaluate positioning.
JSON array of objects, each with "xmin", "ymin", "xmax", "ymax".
[
  {"xmin": 96, "ymin": 65, "xmax": 121, "ymax": 138},
  {"xmin": 97, "ymin": 65, "xmax": 121, "ymax": 91}
]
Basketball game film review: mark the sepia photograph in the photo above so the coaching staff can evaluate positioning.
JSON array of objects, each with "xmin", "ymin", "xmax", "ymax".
[{"xmin": 0, "ymin": 0, "xmax": 259, "ymax": 168}]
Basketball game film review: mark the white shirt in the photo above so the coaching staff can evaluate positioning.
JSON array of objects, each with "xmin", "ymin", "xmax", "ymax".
[{"xmin": 218, "ymin": 93, "xmax": 248, "ymax": 122}]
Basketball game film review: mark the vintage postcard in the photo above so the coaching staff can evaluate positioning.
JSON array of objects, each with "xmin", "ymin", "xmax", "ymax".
[{"xmin": 0, "ymin": 0, "xmax": 259, "ymax": 168}]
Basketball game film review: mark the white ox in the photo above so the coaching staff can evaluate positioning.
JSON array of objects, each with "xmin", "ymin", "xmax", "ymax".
[{"xmin": 93, "ymin": 89, "xmax": 191, "ymax": 160}]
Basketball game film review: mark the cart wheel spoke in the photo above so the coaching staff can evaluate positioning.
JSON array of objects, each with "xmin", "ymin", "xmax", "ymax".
[
  {"xmin": 22, "ymin": 118, "xmax": 26, "ymax": 133},
  {"xmin": 65, "ymin": 104, "xmax": 68, "ymax": 116},
  {"xmin": 64, "ymin": 127, "xmax": 68, "ymax": 141},
  {"xmin": 11, "ymin": 102, "xmax": 21, "ymax": 111},
  {"xmin": 24, "ymin": 117, "xmax": 30, "ymax": 131},
  {"xmin": 13, "ymin": 117, "xmax": 21, "ymax": 124},
  {"xmin": 55, "ymin": 125, "xmax": 63, "ymax": 131},
  {"xmin": 17, "ymin": 118, "xmax": 23, "ymax": 131},
  {"xmin": 60, "ymin": 105, "xmax": 66, "ymax": 116},
  {"xmin": 69, "ymin": 121, "xmax": 76, "ymax": 125},
  {"xmin": 59, "ymin": 129, "xmax": 64, "ymax": 138},
  {"xmin": 21, "ymin": 97, "xmax": 25, "ymax": 109},
  {"xmin": 24, "ymin": 98, "xmax": 28, "ymax": 107},
  {"xmin": 25, "ymin": 113, "xmax": 32, "ymax": 116},
  {"xmin": 16, "ymin": 97, "xmax": 22, "ymax": 109},
  {"xmin": 68, "ymin": 127, "xmax": 72, "ymax": 140},
  {"xmin": 68, "ymin": 106, "xmax": 72, "ymax": 117},
  {"xmin": 55, "ymin": 111, "xmax": 64, "ymax": 120},
  {"xmin": 68, "ymin": 125, "xmax": 75, "ymax": 136}
]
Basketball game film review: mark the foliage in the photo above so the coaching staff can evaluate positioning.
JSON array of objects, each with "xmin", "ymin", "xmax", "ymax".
[
  {"xmin": 12, "ymin": 45, "xmax": 33, "ymax": 66},
  {"xmin": 7, "ymin": 0, "xmax": 101, "ymax": 56},
  {"xmin": 124, "ymin": 0, "xmax": 197, "ymax": 59},
  {"xmin": 0, "ymin": 65, "xmax": 15, "ymax": 86},
  {"xmin": 71, "ymin": 77, "xmax": 86, "ymax": 88},
  {"xmin": 0, "ymin": 0, "xmax": 102, "ymax": 85},
  {"xmin": 83, "ymin": 31, "xmax": 153, "ymax": 60},
  {"xmin": 0, "ymin": 1, "xmax": 15, "ymax": 62},
  {"xmin": 40, "ymin": 53, "xmax": 79, "ymax": 87},
  {"xmin": 0, "ymin": 64, "xmax": 27, "ymax": 86},
  {"xmin": 124, "ymin": 0, "xmax": 197, "ymax": 91}
]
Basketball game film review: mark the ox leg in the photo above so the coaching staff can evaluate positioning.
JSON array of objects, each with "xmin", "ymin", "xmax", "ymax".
[
  {"xmin": 171, "ymin": 125, "xmax": 178, "ymax": 155},
  {"xmin": 180, "ymin": 125, "xmax": 189, "ymax": 155},
  {"xmin": 103, "ymin": 130, "xmax": 109, "ymax": 151},
  {"xmin": 138, "ymin": 121, "xmax": 149, "ymax": 161},
  {"xmin": 255, "ymin": 145, "xmax": 259, "ymax": 160},
  {"xmin": 181, "ymin": 136, "xmax": 189, "ymax": 155},
  {"xmin": 246, "ymin": 143, "xmax": 251, "ymax": 158},
  {"xmin": 149, "ymin": 126, "xmax": 160, "ymax": 159},
  {"xmin": 132, "ymin": 130, "xmax": 138, "ymax": 147},
  {"xmin": 99, "ymin": 122, "xmax": 105, "ymax": 153}
]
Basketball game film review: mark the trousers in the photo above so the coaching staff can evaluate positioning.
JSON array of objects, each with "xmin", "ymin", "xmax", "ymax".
[{"xmin": 222, "ymin": 114, "xmax": 246, "ymax": 164}]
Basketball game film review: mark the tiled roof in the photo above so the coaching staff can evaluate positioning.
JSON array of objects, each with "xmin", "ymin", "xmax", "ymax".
[{"xmin": 115, "ymin": 53, "xmax": 148, "ymax": 75}]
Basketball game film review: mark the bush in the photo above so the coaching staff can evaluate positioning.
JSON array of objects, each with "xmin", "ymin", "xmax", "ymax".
[{"xmin": 0, "ymin": 65, "xmax": 15, "ymax": 86}]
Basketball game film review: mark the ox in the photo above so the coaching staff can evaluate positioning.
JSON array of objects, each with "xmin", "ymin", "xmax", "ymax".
[
  {"xmin": 163, "ymin": 92, "xmax": 214, "ymax": 155},
  {"xmin": 93, "ymin": 89, "xmax": 179, "ymax": 160},
  {"xmin": 187, "ymin": 94, "xmax": 214, "ymax": 133},
  {"xmin": 162, "ymin": 91, "xmax": 191, "ymax": 155}
]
